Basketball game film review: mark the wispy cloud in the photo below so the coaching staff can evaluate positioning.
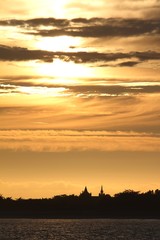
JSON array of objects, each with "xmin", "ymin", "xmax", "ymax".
[
  {"xmin": 0, "ymin": 76, "xmax": 159, "ymax": 132},
  {"xmin": 1, "ymin": 76, "xmax": 160, "ymax": 96},
  {"xmin": 0, "ymin": 130, "xmax": 159, "ymax": 152}
]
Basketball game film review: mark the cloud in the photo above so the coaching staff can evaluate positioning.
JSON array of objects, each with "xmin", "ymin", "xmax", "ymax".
[
  {"xmin": 0, "ymin": 45, "xmax": 54, "ymax": 62},
  {"xmin": 0, "ymin": 18, "xmax": 69, "ymax": 27},
  {"xmin": 116, "ymin": 61, "xmax": 140, "ymax": 67},
  {"xmin": 0, "ymin": 44, "xmax": 160, "ymax": 65},
  {"xmin": 0, "ymin": 92, "xmax": 159, "ymax": 132},
  {"xmin": 67, "ymin": 85, "xmax": 160, "ymax": 96},
  {"xmin": 97, "ymin": 61, "xmax": 141, "ymax": 67},
  {"xmin": 0, "ymin": 130, "xmax": 159, "ymax": 152},
  {"xmin": 1, "ymin": 75, "xmax": 160, "ymax": 96},
  {"xmin": 0, "ymin": 17, "xmax": 160, "ymax": 38}
]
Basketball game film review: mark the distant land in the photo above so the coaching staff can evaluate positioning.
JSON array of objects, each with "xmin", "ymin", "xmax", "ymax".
[{"xmin": 0, "ymin": 187, "xmax": 160, "ymax": 219}]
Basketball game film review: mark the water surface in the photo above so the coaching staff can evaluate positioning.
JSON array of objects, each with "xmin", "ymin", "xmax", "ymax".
[{"xmin": 0, "ymin": 219, "xmax": 160, "ymax": 240}]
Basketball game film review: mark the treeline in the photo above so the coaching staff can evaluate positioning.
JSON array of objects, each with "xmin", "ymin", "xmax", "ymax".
[{"xmin": 0, "ymin": 189, "xmax": 160, "ymax": 218}]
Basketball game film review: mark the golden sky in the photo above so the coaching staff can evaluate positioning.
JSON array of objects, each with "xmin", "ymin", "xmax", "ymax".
[{"xmin": 0, "ymin": 0, "xmax": 160, "ymax": 198}]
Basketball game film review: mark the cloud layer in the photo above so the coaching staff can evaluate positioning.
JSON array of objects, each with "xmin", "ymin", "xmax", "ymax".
[
  {"xmin": 0, "ymin": 45, "xmax": 160, "ymax": 67},
  {"xmin": 0, "ymin": 130, "xmax": 159, "ymax": 152},
  {"xmin": 0, "ymin": 17, "xmax": 160, "ymax": 38}
]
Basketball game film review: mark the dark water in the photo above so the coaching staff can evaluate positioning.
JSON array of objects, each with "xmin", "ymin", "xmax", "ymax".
[{"xmin": 0, "ymin": 219, "xmax": 160, "ymax": 240}]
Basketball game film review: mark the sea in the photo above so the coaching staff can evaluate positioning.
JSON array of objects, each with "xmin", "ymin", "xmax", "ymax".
[{"xmin": 0, "ymin": 219, "xmax": 160, "ymax": 240}]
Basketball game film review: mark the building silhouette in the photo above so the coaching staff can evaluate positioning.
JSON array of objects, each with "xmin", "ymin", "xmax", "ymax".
[
  {"xmin": 1, "ymin": 186, "xmax": 160, "ymax": 218},
  {"xmin": 79, "ymin": 186, "xmax": 92, "ymax": 198},
  {"xmin": 79, "ymin": 186, "xmax": 107, "ymax": 199},
  {"xmin": 99, "ymin": 186, "xmax": 105, "ymax": 197}
]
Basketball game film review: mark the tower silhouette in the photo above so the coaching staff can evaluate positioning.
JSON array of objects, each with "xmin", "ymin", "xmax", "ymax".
[
  {"xmin": 99, "ymin": 186, "xmax": 105, "ymax": 197},
  {"xmin": 79, "ymin": 186, "xmax": 92, "ymax": 198}
]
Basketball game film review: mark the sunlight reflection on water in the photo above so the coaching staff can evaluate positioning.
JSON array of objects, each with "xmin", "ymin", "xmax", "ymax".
[{"xmin": 0, "ymin": 219, "xmax": 160, "ymax": 240}]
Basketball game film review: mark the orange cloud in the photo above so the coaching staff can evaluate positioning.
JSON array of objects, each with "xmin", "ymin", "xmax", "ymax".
[{"xmin": 0, "ymin": 130, "xmax": 159, "ymax": 152}]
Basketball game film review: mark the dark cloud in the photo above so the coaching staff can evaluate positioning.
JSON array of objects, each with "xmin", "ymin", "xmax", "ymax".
[
  {"xmin": 26, "ymin": 18, "xmax": 160, "ymax": 38},
  {"xmin": 0, "ymin": 18, "xmax": 69, "ymax": 27},
  {"xmin": 97, "ymin": 61, "xmax": 140, "ymax": 67},
  {"xmin": 0, "ymin": 44, "xmax": 160, "ymax": 65},
  {"xmin": 117, "ymin": 61, "xmax": 140, "ymax": 67},
  {"xmin": 1, "ymin": 78, "xmax": 160, "ymax": 96},
  {"xmin": 67, "ymin": 85, "xmax": 160, "ymax": 96},
  {"xmin": 0, "ymin": 17, "xmax": 160, "ymax": 38},
  {"xmin": 0, "ymin": 45, "xmax": 54, "ymax": 62}
]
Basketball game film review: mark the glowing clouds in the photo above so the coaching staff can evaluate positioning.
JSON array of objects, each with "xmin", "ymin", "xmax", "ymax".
[
  {"xmin": 36, "ymin": 36, "xmax": 82, "ymax": 52},
  {"xmin": 0, "ymin": 130, "xmax": 159, "ymax": 152},
  {"xmin": 36, "ymin": 59, "xmax": 93, "ymax": 78}
]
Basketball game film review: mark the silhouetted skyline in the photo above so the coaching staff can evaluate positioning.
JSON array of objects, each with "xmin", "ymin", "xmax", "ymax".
[{"xmin": 1, "ymin": 187, "xmax": 160, "ymax": 219}]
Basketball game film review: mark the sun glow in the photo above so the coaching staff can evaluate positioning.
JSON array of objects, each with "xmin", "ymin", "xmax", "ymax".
[
  {"xmin": 35, "ymin": 35, "xmax": 91, "ymax": 81},
  {"xmin": 36, "ymin": 36, "xmax": 81, "ymax": 52},
  {"xmin": 19, "ymin": 86, "xmax": 67, "ymax": 96},
  {"xmin": 49, "ymin": 0, "xmax": 67, "ymax": 18},
  {"xmin": 37, "ymin": 59, "xmax": 93, "ymax": 80}
]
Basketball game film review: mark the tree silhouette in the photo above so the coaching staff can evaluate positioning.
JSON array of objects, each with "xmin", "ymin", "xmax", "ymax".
[{"xmin": 0, "ymin": 188, "xmax": 160, "ymax": 218}]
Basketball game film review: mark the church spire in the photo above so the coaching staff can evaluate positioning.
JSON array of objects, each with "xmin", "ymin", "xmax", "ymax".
[
  {"xmin": 79, "ymin": 186, "xmax": 92, "ymax": 198},
  {"xmin": 99, "ymin": 185, "xmax": 105, "ymax": 197},
  {"xmin": 100, "ymin": 186, "xmax": 104, "ymax": 194}
]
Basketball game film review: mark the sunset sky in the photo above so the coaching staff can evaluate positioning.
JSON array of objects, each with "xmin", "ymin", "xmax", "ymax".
[{"xmin": 0, "ymin": 0, "xmax": 160, "ymax": 199}]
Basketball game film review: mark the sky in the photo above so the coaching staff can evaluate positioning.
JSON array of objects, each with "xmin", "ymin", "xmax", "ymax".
[{"xmin": 0, "ymin": 0, "xmax": 160, "ymax": 199}]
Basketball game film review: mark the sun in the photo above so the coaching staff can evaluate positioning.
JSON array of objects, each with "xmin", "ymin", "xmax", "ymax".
[{"xmin": 36, "ymin": 59, "xmax": 93, "ymax": 80}]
